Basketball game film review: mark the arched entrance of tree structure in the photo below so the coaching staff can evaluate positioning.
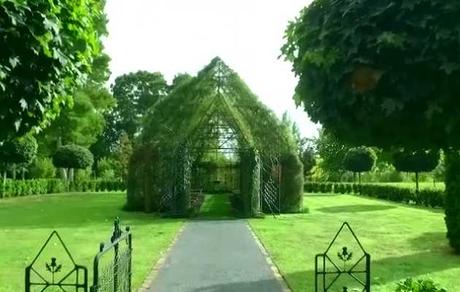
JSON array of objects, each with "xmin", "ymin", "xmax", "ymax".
[
  {"xmin": 154, "ymin": 108, "xmax": 282, "ymax": 217},
  {"xmin": 158, "ymin": 146, "xmax": 282, "ymax": 218}
]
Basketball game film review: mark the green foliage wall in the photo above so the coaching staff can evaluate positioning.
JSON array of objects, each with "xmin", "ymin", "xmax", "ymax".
[
  {"xmin": 239, "ymin": 150, "xmax": 261, "ymax": 217},
  {"xmin": 126, "ymin": 143, "xmax": 159, "ymax": 212},
  {"xmin": 445, "ymin": 150, "xmax": 460, "ymax": 253},
  {"xmin": 280, "ymin": 153, "xmax": 304, "ymax": 212}
]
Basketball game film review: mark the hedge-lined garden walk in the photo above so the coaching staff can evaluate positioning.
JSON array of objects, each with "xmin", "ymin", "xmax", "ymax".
[{"xmin": 147, "ymin": 219, "xmax": 284, "ymax": 292}]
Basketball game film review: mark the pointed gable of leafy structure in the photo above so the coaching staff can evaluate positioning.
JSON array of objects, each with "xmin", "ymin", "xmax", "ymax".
[{"xmin": 127, "ymin": 58, "xmax": 304, "ymax": 216}]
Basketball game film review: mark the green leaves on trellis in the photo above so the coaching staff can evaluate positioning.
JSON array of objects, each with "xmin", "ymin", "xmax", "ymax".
[{"xmin": 142, "ymin": 57, "xmax": 297, "ymax": 156}]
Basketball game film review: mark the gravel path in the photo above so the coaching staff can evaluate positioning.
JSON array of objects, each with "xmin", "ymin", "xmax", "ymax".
[{"xmin": 147, "ymin": 220, "xmax": 284, "ymax": 292}]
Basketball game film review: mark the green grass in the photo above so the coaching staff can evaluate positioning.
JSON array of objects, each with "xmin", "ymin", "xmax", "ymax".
[
  {"xmin": 0, "ymin": 192, "xmax": 183, "ymax": 292},
  {"xmin": 197, "ymin": 193, "xmax": 233, "ymax": 219},
  {"xmin": 250, "ymin": 194, "xmax": 460, "ymax": 291}
]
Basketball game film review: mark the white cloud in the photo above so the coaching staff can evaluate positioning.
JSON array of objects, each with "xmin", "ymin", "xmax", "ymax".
[{"xmin": 104, "ymin": 0, "xmax": 319, "ymax": 138}]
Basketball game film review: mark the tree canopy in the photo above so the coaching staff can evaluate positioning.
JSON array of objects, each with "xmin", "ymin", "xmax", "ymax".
[
  {"xmin": 282, "ymin": 0, "xmax": 460, "ymax": 149},
  {"xmin": 393, "ymin": 150, "xmax": 440, "ymax": 174},
  {"xmin": 53, "ymin": 145, "xmax": 94, "ymax": 170},
  {"xmin": 343, "ymin": 147, "xmax": 376, "ymax": 174},
  {"xmin": 302, "ymin": 147, "xmax": 316, "ymax": 177},
  {"xmin": 315, "ymin": 130, "xmax": 350, "ymax": 181},
  {"xmin": 110, "ymin": 71, "xmax": 169, "ymax": 139},
  {"xmin": 0, "ymin": 0, "xmax": 107, "ymax": 141},
  {"xmin": 283, "ymin": 0, "xmax": 460, "ymax": 252},
  {"xmin": 0, "ymin": 135, "xmax": 37, "ymax": 165}
]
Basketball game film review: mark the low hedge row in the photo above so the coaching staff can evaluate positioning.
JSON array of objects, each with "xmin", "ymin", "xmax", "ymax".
[
  {"xmin": 0, "ymin": 179, "xmax": 126, "ymax": 198},
  {"xmin": 304, "ymin": 182, "xmax": 445, "ymax": 208}
]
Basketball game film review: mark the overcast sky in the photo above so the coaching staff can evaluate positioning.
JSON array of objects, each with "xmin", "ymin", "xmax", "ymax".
[{"xmin": 104, "ymin": 0, "xmax": 319, "ymax": 138}]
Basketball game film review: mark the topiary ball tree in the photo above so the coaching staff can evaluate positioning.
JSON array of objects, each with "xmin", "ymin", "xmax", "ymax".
[
  {"xmin": 393, "ymin": 149, "xmax": 440, "ymax": 193},
  {"xmin": 53, "ymin": 145, "xmax": 94, "ymax": 181},
  {"xmin": 283, "ymin": 0, "xmax": 460, "ymax": 252},
  {"xmin": 343, "ymin": 147, "xmax": 376, "ymax": 184},
  {"xmin": 0, "ymin": 135, "xmax": 38, "ymax": 179}
]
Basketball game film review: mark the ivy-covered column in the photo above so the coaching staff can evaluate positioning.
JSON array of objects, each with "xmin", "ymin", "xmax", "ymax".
[
  {"xmin": 445, "ymin": 149, "xmax": 460, "ymax": 253},
  {"xmin": 251, "ymin": 153, "xmax": 261, "ymax": 216},
  {"xmin": 240, "ymin": 149, "xmax": 261, "ymax": 217},
  {"xmin": 172, "ymin": 144, "xmax": 192, "ymax": 217}
]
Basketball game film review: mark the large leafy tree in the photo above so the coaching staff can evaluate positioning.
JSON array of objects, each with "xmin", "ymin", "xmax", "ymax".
[
  {"xmin": 283, "ymin": 0, "xmax": 460, "ymax": 251},
  {"xmin": 37, "ymin": 21, "xmax": 113, "ymax": 154},
  {"xmin": 0, "ymin": 0, "xmax": 106, "ymax": 141},
  {"xmin": 315, "ymin": 130, "xmax": 350, "ymax": 181},
  {"xmin": 110, "ymin": 71, "xmax": 169, "ymax": 139}
]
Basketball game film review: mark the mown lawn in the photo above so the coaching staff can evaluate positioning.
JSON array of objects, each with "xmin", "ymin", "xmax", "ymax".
[
  {"xmin": 250, "ymin": 194, "xmax": 460, "ymax": 291},
  {"xmin": 0, "ymin": 192, "xmax": 183, "ymax": 292},
  {"xmin": 197, "ymin": 193, "xmax": 234, "ymax": 219}
]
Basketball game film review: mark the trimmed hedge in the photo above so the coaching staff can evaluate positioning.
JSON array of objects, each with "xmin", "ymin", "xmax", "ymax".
[
  {"xmin": 0, "ymin": 179, "xmax": 125, "ymax": 198},
  {"xmin": 304, "ymin": 182, "xmax": 444, "ymax": 208}
]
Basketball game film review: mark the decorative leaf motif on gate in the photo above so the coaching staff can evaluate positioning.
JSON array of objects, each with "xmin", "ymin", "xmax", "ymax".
[
  {"xmin": 25, "ymin": 231, "xmax": 88, "ymax": 291},
  {"xmin": 315, "ymin": 222, "xmax": 371, "ymax": 292}
]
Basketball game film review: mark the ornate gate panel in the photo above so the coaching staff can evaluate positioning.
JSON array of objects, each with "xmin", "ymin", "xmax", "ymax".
[
  {"xmin": 260, "ymin": 155, "xmax": 281, "ymax": 216},
  {"xmin": 25, "ymin": 231, "xmax": 88, "ymax": 292},
  {"xmin": 315, "ymin": 222, "xmax": 371, "ymax": 292}
]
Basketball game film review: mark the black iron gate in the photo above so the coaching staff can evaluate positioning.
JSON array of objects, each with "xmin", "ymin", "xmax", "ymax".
[
  {"xmin": 25, "ymin": 231, "xmax": 88, "ymax": 292},
  {"xmin": 91, "ymin": 218, "xmax": 132, "ymax": 292},
  {"xmin": 25, "ymin": 218, "xmax": 132, "ymax": 292},
  {"xmin": 315, "ymin": 222, "xmax": 371, "ymax": 292}
]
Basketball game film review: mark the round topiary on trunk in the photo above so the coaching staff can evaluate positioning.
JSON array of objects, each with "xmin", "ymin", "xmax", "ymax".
[{"xmin": 53, "ymin": 145, "xmax": 94, "ymax": 170}]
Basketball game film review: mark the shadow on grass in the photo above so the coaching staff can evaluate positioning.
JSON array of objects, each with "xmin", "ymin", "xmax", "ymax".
[
  {"xmin": 317, "ymin": 204, "xmax": 396, "ymax": 214},
  {"xmin": 282, "ymin": 250, "xmax": 460, "ymax": 291},
  {"xmin": 408, "ymin": 232, "xmax": 449, "ymax": 251}
]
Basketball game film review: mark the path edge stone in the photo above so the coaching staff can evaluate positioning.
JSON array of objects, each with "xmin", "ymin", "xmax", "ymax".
[
  {"xmin": 246, "ymin": 222, "xmax": 293, "ymax": 292},
  {"xmin": 138, "ymin": 222, "xmax": 188, "ymax": 292}
]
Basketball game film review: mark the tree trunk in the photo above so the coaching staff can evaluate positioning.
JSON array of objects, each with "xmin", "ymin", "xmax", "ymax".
[
  {"xmin": 444, "ymin": 149, "xmax": 460, "ymax": 253},
  {"xmin": 12, "ymin": 163, "xmax": 16, "ymax": 180},
  {"xmin": 415, "ymin": 171, "xmax": 419, "ymax": 194},
  {"xmin": 57, "ymin": 136, "xmax": 67, "ymax": 180},
  {"xmin": 1, "ymin": 170, "xmax": 6, "ymax": 198},
  {"xmin": 61, "ymin": 168, "xmax": 68, "ymax": 181}
]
